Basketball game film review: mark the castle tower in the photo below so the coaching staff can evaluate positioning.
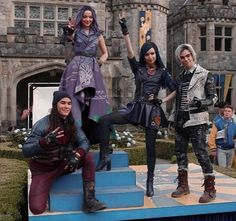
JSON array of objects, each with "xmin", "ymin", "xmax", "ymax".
[
  {"xmin": 168, "ymin": 0, "xmax": 236, "ymax": 108},
  {"xmin": 111, "ymin": 0, "xmax": 170, "ymax": 109},
  {"xmin": 0, "ymin": 0, "xmax": 170, "ymax": 131}
]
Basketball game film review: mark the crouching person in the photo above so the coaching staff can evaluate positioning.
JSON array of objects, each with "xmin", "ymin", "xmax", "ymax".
[{"xmin": 22, "ymin": 91, "xmax": 106, "ymax": 215}]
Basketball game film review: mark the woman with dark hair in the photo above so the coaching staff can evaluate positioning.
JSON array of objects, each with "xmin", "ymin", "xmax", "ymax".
[
  {"xmin": 22, "ymin": 91, "xmax": 106, "ymax": 215},
  {"xmin": 60, "ymin": 5, "xmax": 111, "ymax": 145},
  {"xmin": 96, "ymin": 15, "xmax": 176, "ymax": 197}
]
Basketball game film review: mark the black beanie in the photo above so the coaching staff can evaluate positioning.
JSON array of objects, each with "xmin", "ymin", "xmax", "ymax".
[{"xmin": 52, "ymin": 91, "xmax": 71, "ymax": 106}]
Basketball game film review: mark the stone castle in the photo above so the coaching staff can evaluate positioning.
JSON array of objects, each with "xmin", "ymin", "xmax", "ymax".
[{"xmin": 0, "ymin": 0, "xmax": 235, "ymax": 131}]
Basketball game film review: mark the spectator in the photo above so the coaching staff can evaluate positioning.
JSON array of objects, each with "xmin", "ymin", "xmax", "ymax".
[
  {"xmin": 213, "ymin": 101, "xmax": 229, "ymax": 123},
  {"xmin": 208, "ymin": 104, "xmax": 236, "ymax": 168},
  {"xmin": 16, "ymin": 105, "xmax": 31, "ymax": 129}
]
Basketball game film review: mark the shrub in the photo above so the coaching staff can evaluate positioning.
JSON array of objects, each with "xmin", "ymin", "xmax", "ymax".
[
  {"xmin": 0, "ymin": 143, "xmax": 25, "ymax": 160},
  {"xmin": 0, "ymin": 158, "xmax": 28, "ymax": 221},
  {"xmin": 111, "ymin": 130, "xmax": 137, "ymax": 148},
  {"xmin": 125, "ymin": 147, "xmax": 147, "ymax": 165},
  {"xmin": 123, "ymin": 139, "xmax": 177, "ymax": 165},
  {"xmin": 7, "ymin": 128, "xmax": 30, "ymax": 148}
]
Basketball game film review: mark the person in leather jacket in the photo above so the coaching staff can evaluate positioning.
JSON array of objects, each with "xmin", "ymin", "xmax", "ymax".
[
  {"xmin": 170, "ymin": 43, "xmax": 218, "ymax": 203},
  {"xmin": 22, "ymin": 91, "xmax": 106, "ymax": 214},
  {"xmin": 96, "ymin": 14, "xmax": 176, "ymax": 198}
]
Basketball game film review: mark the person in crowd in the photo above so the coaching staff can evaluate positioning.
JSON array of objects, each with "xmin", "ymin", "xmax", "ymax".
[
  {"xmin": 169, "ymin": 43, "xmax": 218, "ymax": 203},
  {"xmin": 213, "ymin": 101, "xmax": 229, "ymax": 123},
  {"xmin": 22, "ymin": 91, "xmax": 106, "ymax": 215},
  {"xmin": 16, "ymin": 105, "xmax": 32, "ymax": 129},
  {"xmin": 208, "ymin": 104, "xmax": 236, "ymax": 168},
  {"xmin": 96, "ymin": 14, "xmax": 176, "ymax": 198},
  {"xmin": 60, "ymin": 5, "xmax": 111, "ymax": 145}
]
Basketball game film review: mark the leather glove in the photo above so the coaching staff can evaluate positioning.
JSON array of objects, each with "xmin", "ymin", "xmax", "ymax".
[
  {"xmin": 190, "ymin": 96, "xmax": 201, "ymax": 108},
  {"xmin": 44, "ymin": 131, "xmax": 57, "ymax": 145},
  {"xmin": 65, "ymin": 152, "xmax": 81, "ymax": 171},
  {"xmin": 119, "ymin": 18, "xmax": 129, "ymax": 35},
  {"xmin": 39, "ymin": 127, "xmax": 63, "ymax": 148},
  {"xmin": 148, "ymin": 94, "xmax": 162, "ymax": 106},
  {"xmin": 155, "ymin": 98, "xmax": 163, "ymax": 106}
]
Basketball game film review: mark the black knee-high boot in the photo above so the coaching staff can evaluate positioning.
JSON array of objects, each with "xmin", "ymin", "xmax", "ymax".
[
  {"xmin": 96, "ymin": 147, "xmax": 111, "ymax": 171},
  {"xmin": 146, "ymin": 172, "xmax": 154, "ymax": 197}
]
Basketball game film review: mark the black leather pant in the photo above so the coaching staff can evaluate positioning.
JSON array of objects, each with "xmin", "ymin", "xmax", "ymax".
[{"xmin": 99, "ymin": 111, "xmax": 157, "ymax": 173}]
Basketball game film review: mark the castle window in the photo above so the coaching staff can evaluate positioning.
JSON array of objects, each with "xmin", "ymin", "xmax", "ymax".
[
  {"xmin": 15, "ymin": 5, "xmax": 26, "ymax": 18},
  {"xmin": 58, "ymin": 8, "xmax": 69, "ymax": 20},
  {"xmin": 43, "ymin": 6, "xmax": 55, "ymax": 20},
  {"xmin": 222, "ymin": 0, "xmax": 229, "ymax": 6},
  {"xmin": 214, "ymin": 26, "xmax": 232, "ymax": 51},
  {"xmin": 44, "ymin": 22, "xmax": 55, "ymax": 35},
  {"xmin": 14, "ymin": 3, "xmax": 80, "ymax": 37},
  {"xmin": 199, "ymin": 26, "xmax": 206, "ymax": 51},
  {"xmin": 29, "ymin": 6, "xmax": 40, "ymax": 19},
  {"xmin": 15, "ymin": 21, "xmax": 26, "ymax": 28},
  {"xmin": 29, "ymin": 21, "xmax": 40, "ymax": 34}
]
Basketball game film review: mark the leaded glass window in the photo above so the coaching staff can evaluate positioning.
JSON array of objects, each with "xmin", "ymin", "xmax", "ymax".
[
  {"xmin": 15, "ymin": 20, "xmax": 26, "ymax": 28},
  {"xmin": 15, "ymin": 5, "xmax": 26, "ymax": 18},
  {"xmin": 29, "ymin": 21, "xmax": 41, "ymax": 33},
  {"xmin": 30, "ymin": 6, "xmax": 40, "ymax": 19},
  {"xmin": 58, "ymin": 22, "xmax": 67, "ymax": 35},
  {"xmin": 44, "ymin": 6, "xmax": 55, "ymax": 19},
  {"xmin": 58, "ymin": 8, "xmax": 68, "ymax": 20},
  {"xmin": 14, "ymin": 3, "xmax": 77, "ymax": 37},
  {"xmin": 44, "ymin": 22, "xmax": 55, "ymax": 35},
  {"xmin": 72, "ymin": 8, "xmax": 79, "ymax": 17}
]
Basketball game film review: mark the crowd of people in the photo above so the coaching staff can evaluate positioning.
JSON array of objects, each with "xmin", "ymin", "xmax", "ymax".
[{"xmin": 21, "ymin": 5, "xmax": 236, "ymax": 215}]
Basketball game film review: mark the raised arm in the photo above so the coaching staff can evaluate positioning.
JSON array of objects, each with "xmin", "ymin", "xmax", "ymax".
[
  {"xmin": 98, "ymin": 34, "xmax": 108, "ymax": 66},
  {"xmin": 119, "ymin": 15, "xmax": 135, "ymax": 59},
  {"xmin": 162, "ymin": 91, "xmax": 176, "ymax": 103}
]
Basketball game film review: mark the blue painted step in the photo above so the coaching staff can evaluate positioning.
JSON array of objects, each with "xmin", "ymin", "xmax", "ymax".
[
  {"xmin": 51, "ymin": 167, "xmax": 137, "ymax": 191},
  {"xmin": 93, "ymin": 150, "xmax": 129, "ymax": 168},
  {"xmin": 50, "ymin": 185, "xmax": 144, "ymax": 212}
]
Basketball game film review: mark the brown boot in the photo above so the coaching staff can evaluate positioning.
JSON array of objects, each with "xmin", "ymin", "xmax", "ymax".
[
  {"xmin": 83, "ymin": 181, "xmax": 107, "ymax": 212},
  {"xmin": 171, "ymin": 170, "xmax": 190, "ymax": 198},
  {"xmin": 199, "ymin": 175, "xmax": 216, "ymax": 203}
]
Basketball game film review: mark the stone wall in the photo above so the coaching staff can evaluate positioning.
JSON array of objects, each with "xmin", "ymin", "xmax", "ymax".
[
  {"xmin": 168, "ymin": 0, "xmax": 236, "ymax": 107},
  {"xmin": 0, "ymin": 0, "xmax": 169, "ymax": 131}
]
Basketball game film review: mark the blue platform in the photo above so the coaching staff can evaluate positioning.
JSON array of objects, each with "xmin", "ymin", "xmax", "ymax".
[{"xmin": 27, "ymin": 152, "xmax": 236, "ymax": 221}]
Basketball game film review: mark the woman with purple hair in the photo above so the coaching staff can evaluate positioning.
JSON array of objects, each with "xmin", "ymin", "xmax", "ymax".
[{"xmin": 60, "ymin": 5, "xmax": 111, "ymax": 145}]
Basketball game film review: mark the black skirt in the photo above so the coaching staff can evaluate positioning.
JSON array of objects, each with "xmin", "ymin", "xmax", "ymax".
[{"xmin": 121, "ymin": 101, "xmax": 168, "ymax": 130}]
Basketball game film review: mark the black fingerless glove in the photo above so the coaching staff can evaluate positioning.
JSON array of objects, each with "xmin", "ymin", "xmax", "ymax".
[
  {"xmin": 190, "ymin": 96, "xmax": 201, "ymax": 108},
  {"xmin": 119, "ymin": 18, "xmax": 129, "ymax": 35},
  {"xmin": 155, "ymin": 98, "xmax": 163, "ymax": 106},
  {"xmin": 150, "ymin": 96, "xmax": 162, "ymax": 106},
  {"xmin": 44, "ymin": 131, "xmax": 57, "ymax": 145},
  {"xmin": 66, "ymin": 153, "xmax": 81, "ymax": 171}
]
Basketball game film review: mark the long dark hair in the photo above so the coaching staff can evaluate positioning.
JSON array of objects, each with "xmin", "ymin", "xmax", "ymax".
[
  {"xmin": 75, "ymin": 5, "xmax": 99, "ymax": 34},
  {"xmin": 48, "ymin": 106, "xmax": 77, "ymax": 142},
  {"xmin": 139, "ymin": 41, "xmax": 165, "ymax": 68}
]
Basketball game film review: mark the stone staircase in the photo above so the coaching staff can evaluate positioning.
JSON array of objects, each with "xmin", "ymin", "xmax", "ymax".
[{"xmin": 28, "ymin": 150, "xmax": 145, "ymax": 221}]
